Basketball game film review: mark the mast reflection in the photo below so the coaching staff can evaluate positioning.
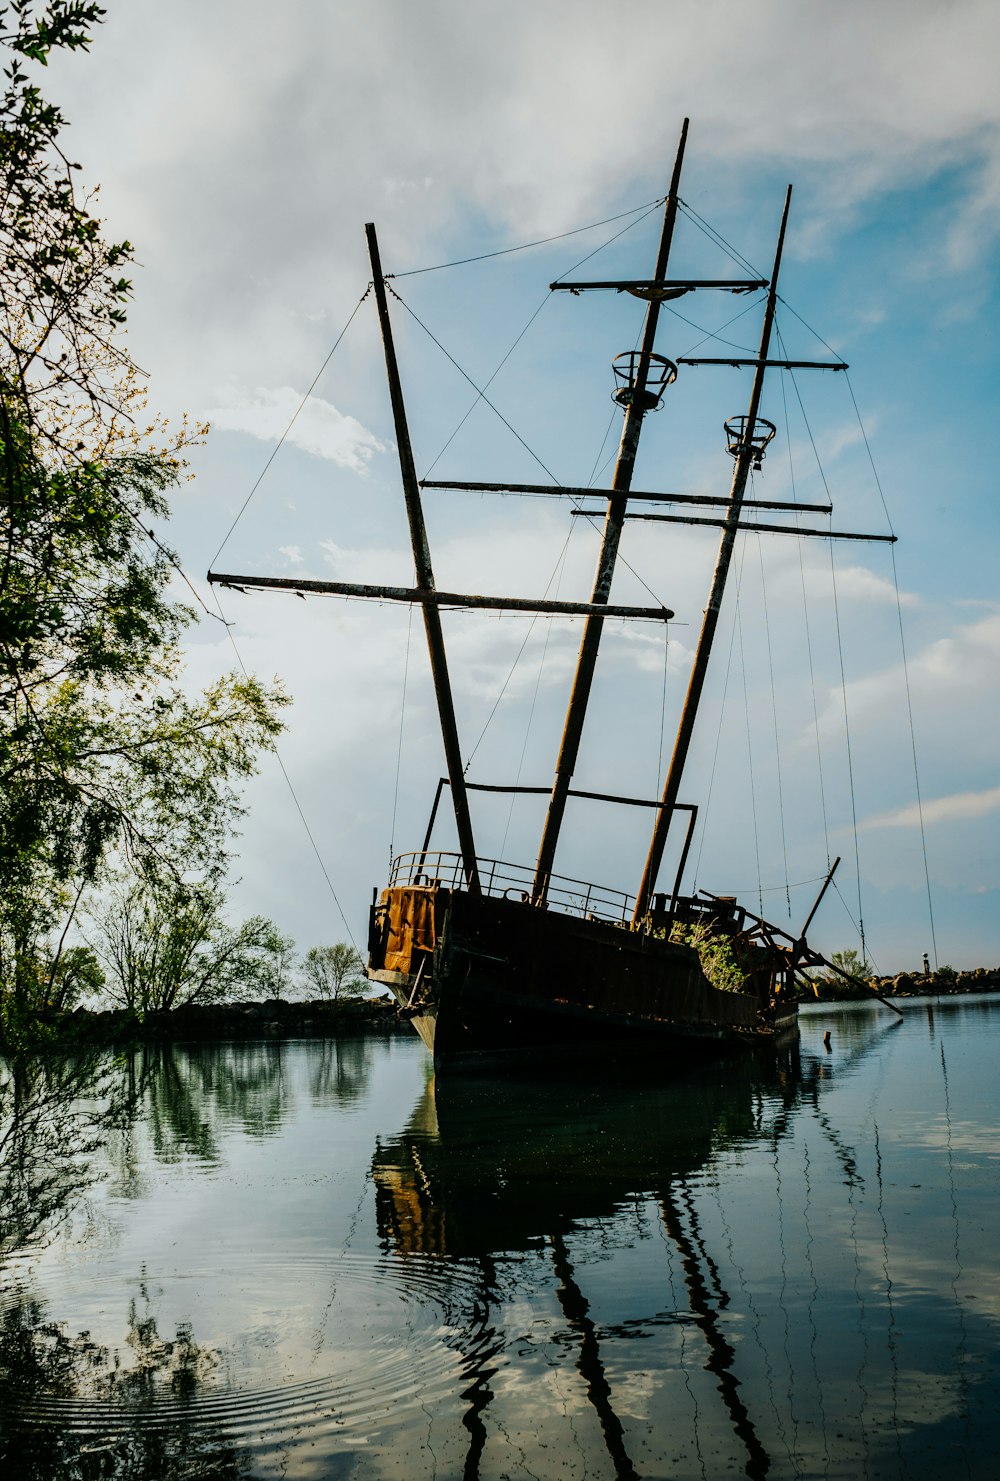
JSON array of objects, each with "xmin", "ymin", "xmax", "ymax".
[{"xmin": 372, "ymin": 1043, "xmax": 821, "ymax": 1479}]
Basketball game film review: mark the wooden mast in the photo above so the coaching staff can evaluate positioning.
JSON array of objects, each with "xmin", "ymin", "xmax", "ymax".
[
  {"xmin": 366, "ymin": 223, "xmax": 481, "ymax": 893},
  {"xmin": 633, "ymin": 187, "xmax": 793, "ymax": 922},
  {"xmin": 531, "ymin": 119, "xmax": 690, "ymax": 904}
]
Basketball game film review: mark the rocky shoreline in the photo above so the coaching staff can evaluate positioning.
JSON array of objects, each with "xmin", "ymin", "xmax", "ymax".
[{"xmin": 804, "ymin": 966, "xmax": 1000, "ymax": 1002}]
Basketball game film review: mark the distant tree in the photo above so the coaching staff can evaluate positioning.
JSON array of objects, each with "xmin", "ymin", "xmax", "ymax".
[
  {"xmin": 829, "ymin": 948, "xmax": 871, "ymax": 982},
  {"xmin": 262, "ymin": 933, "xmax": 297, "ymax": 997},
  {"xmin": 301, "ymin": 944, "xmax": 366, "ymax": 1003},
  {"xmin": 92, "ymin": 876, "xmax": 292, "ymax": 1015}
]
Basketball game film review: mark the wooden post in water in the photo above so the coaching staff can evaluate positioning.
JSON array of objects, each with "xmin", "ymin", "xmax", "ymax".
[
  {"xmin": 366, "ymin": 223, "xmax": 481, "ymax": 893},
  {"xmin": 633, "ymin": 187, "xmax": 793, "ymax": 922},
  {"xmin": 532, "ymin": 120, "xmax": 690, "ymax": 904}
]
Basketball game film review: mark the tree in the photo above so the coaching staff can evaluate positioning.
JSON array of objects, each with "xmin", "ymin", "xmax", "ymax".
[
  {"xmin": 92, "ymin": 875, "xmax": 294, "ymax": 1015},
  {"xmin": 0, "ymin": 2, "xmax": 138, "ymax": 469},
  {"xmin": 301, "ymin": 943, "xmax": 366, "ymax": 1003},
  {"xmin": 0, "ymin": 6, "xmax": 288, "ymax": 1043},
  {"xmin": 829, "ymin": 948, "xmax": 871, "ymax": 982}
]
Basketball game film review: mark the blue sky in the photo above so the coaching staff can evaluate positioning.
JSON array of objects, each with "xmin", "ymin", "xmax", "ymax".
[{"xmin": 46, "ymin": 0, "xmax": 999, "ymax": 970}]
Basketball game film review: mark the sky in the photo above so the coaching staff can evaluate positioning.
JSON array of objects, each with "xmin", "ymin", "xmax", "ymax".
[{"xmin": 41, "ymin": 0, "xmax": 1000, "ymax": 971}]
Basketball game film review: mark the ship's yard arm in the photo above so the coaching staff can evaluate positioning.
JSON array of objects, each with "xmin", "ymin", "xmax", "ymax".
[
  {"xmin": 531, "ymin": 120, "xmax": 690, "ymax": 904},
  {"xmin": 633, "ymin": 187, "xmax": 793, "ymax": 922},
  {"xmin": 366, "ymin": 224, "xmax": 481, "ymax": 893}
]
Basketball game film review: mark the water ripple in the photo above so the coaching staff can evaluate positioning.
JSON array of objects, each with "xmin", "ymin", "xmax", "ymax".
[{"xmin": 2, "ymin": 1249, "xmax": 486, "ymax": 1447}]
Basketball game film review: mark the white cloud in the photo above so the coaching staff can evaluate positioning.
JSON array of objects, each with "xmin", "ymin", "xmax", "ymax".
[
  {"xmin": 38, "ymin": 0, "xmax": 998, "ymax": 967},
  {"xmin": 821, "ymin": 420, "xmax": 871, "ymax": 462},
  {"xmin": 816, "ymin": 611, "xmax": 1000, "ymax": 743},
  {"xmin": 828, "ymin": 563, "xmax": 917, "ymax": 607},
  {"xmin": 862, "ymin": 785, "xmax": 1000, "ymax": 830},
  {"xmin": 207, "ymin": 388, "xmax": 386, "ymax": 473},
  {"xmin": 39, "ymin": 0, "xmax": 1000, "ymax": 427},
  {"xmin": 919, "ymin": 612, "xmax": 1000, "ymax": 684}
]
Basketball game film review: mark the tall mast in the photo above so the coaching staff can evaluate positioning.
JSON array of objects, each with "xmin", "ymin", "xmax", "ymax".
[
  {"xmin": 366, "ymin": 223, "xmax": 481, "ymax": 893},
  {"xmin": 633, "ymin": 186, "xmax": 793, "ymax": 921},
  {"xmin": 531, "ymin": 120, "xmax": 690, "ymax": 903}
]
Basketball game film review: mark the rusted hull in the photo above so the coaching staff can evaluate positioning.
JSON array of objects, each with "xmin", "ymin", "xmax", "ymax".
[{"xmin": 368, "ymin": 885, "xmax": 794, "ymax": 1074}]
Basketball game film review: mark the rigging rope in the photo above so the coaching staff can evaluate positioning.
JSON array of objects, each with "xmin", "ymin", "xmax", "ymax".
[
  {"xmin": 828, "ymin": 539, "xmax": 866, "ymax": 961},
  {"xmin": 830, "ymin": 877, "xmax": 881, "ymax": 977},
  {"xmin": 844, "ymin": 372, "xmax": 939, "ymax": 968},
  {"xmin": 462, "ymin": 520, "xmax": 577, "ymax": 775},
  {"xmin": 753, "ymin": 511, "xmax": 791, "ymax": 915},
  {"xmin": 657, "ymin": 614, "xmax": 670, "ymax": 796},
  {"xmin": 777, "ymin": 324, "xmax": 867, "ymax": 960},
  {"xmin": 736, "ymin": 570, "xmax": 764, "ymax": 916},
  {"xmin": 667, "ymin": 293, "xmax": 765, "ymax": 359},
  {"xmin": 210, "ymin": 588, "xmax": 361, "ymax": 954},
  {"xmin": 586, "ymin": 407, "xmax": 618, "ymax": 488},
  {"xmin": 499, "ymin": 533, "xmax": 573, "ymax": 858},
  {"xmin": 676, "ymin": 200, "xmax": 765, "ymax": 280},
  {"xmin": 692, "ymin": 540, "xmax": 746, "ymax": 892},
  {"xmin": 389, "ymin": 284, "xmax": 670, "ymax": 610},
  {"xmin": 419, "ymin": 196, "xmax": 664, "ymax": 482},
  {"xmin": 388, "ymin": 197, "xmax": 666, "ymax": 278},
  {"xmin": 777, "ymin": 354, "xmax": 832, "ymax": 866},
  {"xmin": 208, "ymin": 287, "xmax": 371, "ymax": 570},
  {"xmin": 389, "ymin": 286, "xmax": 562, "ymax": 484},
  {"xmin": 389, "ymin": 603, "xmax": 414, "ymax": 865},
  {"xmin": 421, "ymin": 293, "xmax": 552, "ymax": 481}
]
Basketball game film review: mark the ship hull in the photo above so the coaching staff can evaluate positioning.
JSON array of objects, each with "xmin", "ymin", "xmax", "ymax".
[{"xmin": 369, "ymin": 885, "xmax": 795, "ymax": 1074}]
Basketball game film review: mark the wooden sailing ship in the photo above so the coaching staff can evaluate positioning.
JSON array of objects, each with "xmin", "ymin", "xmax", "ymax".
[{"xmin": 210, "ymin": 121, "xmax": 895, "ymax": 1072}]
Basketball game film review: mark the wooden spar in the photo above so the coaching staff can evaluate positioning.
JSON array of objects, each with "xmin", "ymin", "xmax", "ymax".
[
  {"xmin": 569, "ymin": 510, "xmax": 896, "ymax": 542},
  {"xmin": 531, "ymin": 119, "xmax": 690, "ymax": 905},
  {"xmin": 550, "ymin": 278, "xmax": 767, "ymax": 294},
  {"xmin": 205, "ymin": 572, "xmax": 673, "ymax": 620},
  {"xmin": 421, "ymin": 479, "xmax": 832, "ymax": 516},
  {"xmin": 798, "ymin": 855, "xmax": 841, "ymax": 941},
  {"xmin": 634, "ymin": 186, "xmax": 793, "ymax": 923},
  {"xmin": 366, "ymin": 223, "xmax": 481, "ymax": 894},
  {"xmin": 678, "ymin": 357, "xmax": 847, "ymax": 371}
]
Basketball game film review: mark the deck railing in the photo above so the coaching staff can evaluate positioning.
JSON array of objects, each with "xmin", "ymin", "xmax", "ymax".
[{"xmin": 386, "ymin": 850, "xmax": 636, "ymax": 926}]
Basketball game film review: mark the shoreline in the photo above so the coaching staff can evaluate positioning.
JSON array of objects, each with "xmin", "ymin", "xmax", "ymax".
[
  {"xmin": 2, "ymin": 996, "xmax": 407, "ymax": 1052},
  {"xmin": 802, "ymin": 966, "xmax": 1000, "ymax": 1003},
  {"xmin": 5, "ymin": 969, "xmax": 999, "ymax": 1054}
]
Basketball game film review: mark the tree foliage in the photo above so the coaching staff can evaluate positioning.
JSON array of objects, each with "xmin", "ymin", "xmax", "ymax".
[
  {"xmin": 301, "ymin": 943, "xmax": 366, "ymax": 1002},
  {"xmin": 828, "ymin": 948, "xmax": 871, "ymax": 982},
  {"xmin": 0, "ymin": 1, "xmax": 137, "ymax": 467},
  {"xmin": 0, "ymin": 4, "xmax": 288, "ymax": 1041},
  {"xmin": 92, "ymin": 877, "xmax": 294, "ymax": 1015}
]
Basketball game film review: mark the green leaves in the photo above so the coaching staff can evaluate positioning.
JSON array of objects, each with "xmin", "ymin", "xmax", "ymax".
[
  {"xmin": 0, "ymin": 8, "xmax": 290, "ymax": 1045},
  {"xmin": 300, "ymin": 944, "xmax": 366, "ymax": 1002},
  {"xmin": 93, "ymin": 878, "xmax": 293, "ymax": 1015},
  {"xmin": 0, "ymin": 3, "xmax": 134, "ymax": 469}
]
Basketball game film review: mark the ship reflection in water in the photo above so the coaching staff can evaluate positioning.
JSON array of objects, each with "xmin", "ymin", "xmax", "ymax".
[
  {"xmin": 2, "ymin": 1005, "xmax": 999, "ymax": 1479},
  {"xmin": 372, "ymin": 1009, "xmax": 998, "ymax": 1480},
  {"xmin": 373, "ymin": 1045, "xmax": 804, "ymax": 1481}
]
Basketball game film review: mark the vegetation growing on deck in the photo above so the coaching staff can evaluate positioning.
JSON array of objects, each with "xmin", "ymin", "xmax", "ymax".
[{"xmin": 668, "ymin": 920, "xmax": 750, "ymax": 995}]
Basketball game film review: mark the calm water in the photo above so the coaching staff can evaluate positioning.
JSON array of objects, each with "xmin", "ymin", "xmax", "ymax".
[{"xmin": 1, "ymin": 998, "xmax": 998, "ymax": 1480}]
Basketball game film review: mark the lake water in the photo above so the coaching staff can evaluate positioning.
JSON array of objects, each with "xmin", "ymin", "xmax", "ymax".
[{"xmin": 1, "ymin": 997, "xmax": 998, "ymax": 1480}]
